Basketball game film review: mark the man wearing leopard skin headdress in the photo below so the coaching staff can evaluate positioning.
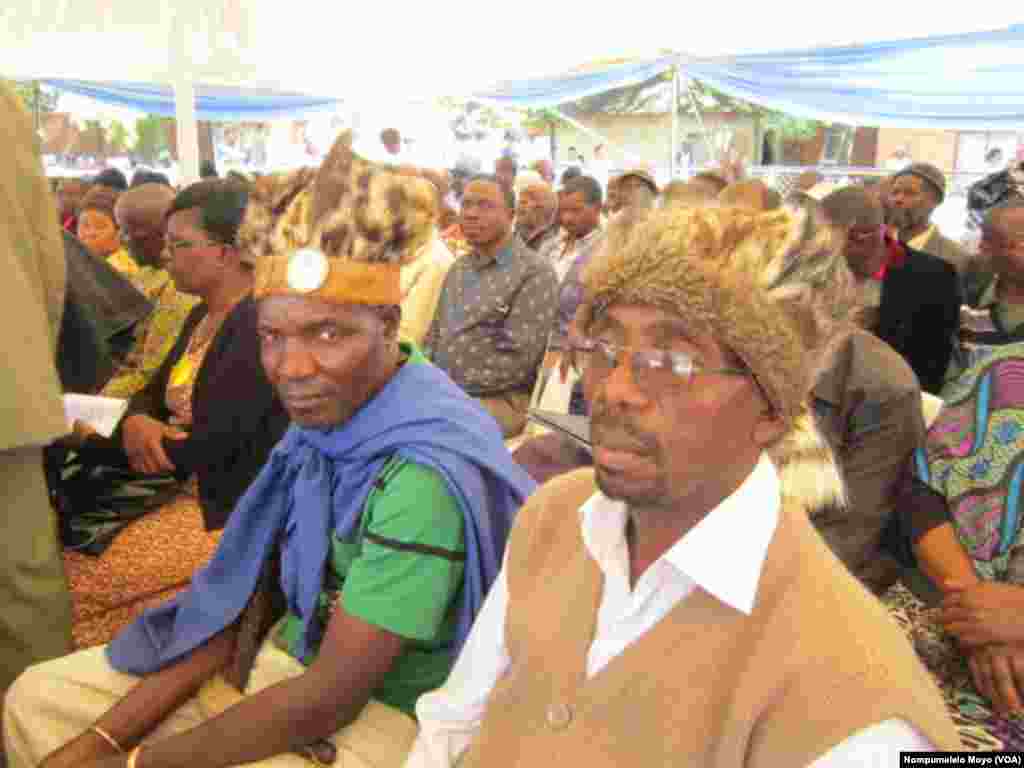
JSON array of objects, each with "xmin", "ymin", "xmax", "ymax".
[{"xmin": 5, "ymin": 133, "xmax": 535, "ymax": 768}]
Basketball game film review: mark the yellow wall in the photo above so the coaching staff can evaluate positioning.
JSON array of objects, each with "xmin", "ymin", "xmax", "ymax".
[
  {"xmin": 876, "ymin": 128, "xmax": 957, "ymax": 170},
  {"xmin": 554, "ymin": 112, "xmax": 758, "ymax": 171}
]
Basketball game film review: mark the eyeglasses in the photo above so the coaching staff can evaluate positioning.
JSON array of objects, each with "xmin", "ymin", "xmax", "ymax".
[
  {"xmin": 165, "ymin": 238, "xmax": 220, "ymax": 254},
  {"xmin": 569, "ymin": 337, "xmax": 749, "ymax": 397}
]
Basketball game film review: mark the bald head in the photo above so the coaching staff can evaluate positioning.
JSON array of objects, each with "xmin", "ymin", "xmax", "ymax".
[
  {"xmin": 982, "ymin": 201, "xmax": 1024, "ymax": 281},
  {"xmin": 116, "ymin": 183, "xmax": 175, "ymax": 224},
  {"xmin": 517, "ymin": 180, "xmax": 557, "ymax": 236},
  {"xmin": 821, "ymin": 186, "xmax": 885, "ymax": 279},
  {"xmin": 116, "ymin": 183, "xmax": 175, "ymax": 267},
  {"xmin": 820, "ymin": 186, "xmax": 883, "ymax": 230}
]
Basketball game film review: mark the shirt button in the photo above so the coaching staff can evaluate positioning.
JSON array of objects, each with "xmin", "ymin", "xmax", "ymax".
[{"xmin": 546, "ymin": 701, "xmax": 573, "ymax": 730}]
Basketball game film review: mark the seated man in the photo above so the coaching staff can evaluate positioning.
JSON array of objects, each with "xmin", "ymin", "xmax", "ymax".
[
  {"xmin": 100, "ymin": 183, "xmax": 199, "ymax": 399},
  {"xmin": 611, "ymin": 169, "xmax": 658, "ymax": 214},
  {"xmin": 539, "ymin": 176, "xmax": 605, "ymax": 282},
  {"xmin": 514, "ymin": 179, "xmax": 558, "ymax": 254},
  {"xmin": 808, "ymin": 326, "xmax": 924, "ymax": 594},
  {"xmin": 887, "ymin": 163, "xmax": 973, "ymax": 277},
  {"xmin": 407, "ymin": 206, "xmax": 959, "ymax": 768},
  {"xmin": 946, "ymin": 199, "xmax": 1024, "ymax": 384},
  {"xmin": 821, "ymin": 186, "xmax": 960, "ymax": 394},
  {"xmin": 425, "ymin": 174, "xmax": 557, "ymax": 437},
  {"xmin": 532, "ymin": 176, "xmax": 606, "ymax": 420},
  {"xmin": 6, "ymin": 133, "xmax": 535, "ymax": 768}
]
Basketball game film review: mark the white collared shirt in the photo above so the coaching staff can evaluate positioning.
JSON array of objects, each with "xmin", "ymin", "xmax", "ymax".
[
  {"xmin": 403, "ymin": 456, "xmax": 933, "ymax": 768},
  {"xmin": 547, "ymin": 227, "xmax": 603, "ymax": 283}
]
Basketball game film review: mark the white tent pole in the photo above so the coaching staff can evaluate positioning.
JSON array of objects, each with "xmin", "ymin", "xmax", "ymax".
[
  {"xmin": 670, "ymin": 65, "xmax": 680, "ymax": 179},
  {"xmin": 683, "ymin": 78, "xmax": 716, "ymax": 163},
  {"xmin": 174, "ymin": 78, "xmax": 200, "ymax": 185}
]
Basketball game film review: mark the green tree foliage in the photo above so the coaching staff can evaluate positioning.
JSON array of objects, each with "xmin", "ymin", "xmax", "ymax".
[
  {"xmin": 134, "ymin": 115, "xmax": 172, "ymax": 164},
  {"xmin": 107, "ymin": 120, "xmax": 131, "ymax": 153},
  {"xmin": 7, "ymin": 80, "xmax": 59, "ymax": 116}
]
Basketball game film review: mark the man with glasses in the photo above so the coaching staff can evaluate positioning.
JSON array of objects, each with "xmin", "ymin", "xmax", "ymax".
[
  {"xmin": 821, "ymin": 186, "xmax": 960, "ymax": 394},
  {"xmin": 96, "ymin": 184, "xmax": 199, "ymax": 399},
  {"xmin": 406, "ymin": 206, "xmax": 959, "ymax": 768}
]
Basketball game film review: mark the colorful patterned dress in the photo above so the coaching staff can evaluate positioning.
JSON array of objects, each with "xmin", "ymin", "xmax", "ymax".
[{"xmin": 884, "ymin": 342, "xmax": 1024, "ymax": 751}]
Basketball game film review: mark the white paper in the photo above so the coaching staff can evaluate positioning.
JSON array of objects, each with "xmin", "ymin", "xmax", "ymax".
[{"xmin": 63, "ymin": 394, "xmax": 129, "ymax": 438}]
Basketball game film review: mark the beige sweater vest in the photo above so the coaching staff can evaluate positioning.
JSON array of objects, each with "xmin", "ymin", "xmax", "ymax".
[{"xmin": 461, "ymin": 469, "xmax": 959, "ymax": 768}]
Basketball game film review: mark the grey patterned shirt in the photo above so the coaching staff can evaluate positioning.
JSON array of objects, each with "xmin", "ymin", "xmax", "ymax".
[{"xmin": 424, "ymin": 237, "xmax": 558, "ymax": 396}]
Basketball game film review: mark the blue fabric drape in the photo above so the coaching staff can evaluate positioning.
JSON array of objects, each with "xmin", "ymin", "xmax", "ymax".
[
  {"xmin": 43, "ymin": 79, "xmax": 340, "ymax": 120},
  {"xmin": 473, "ymin": 26, "xmax": 1024, "ymax": 129}
]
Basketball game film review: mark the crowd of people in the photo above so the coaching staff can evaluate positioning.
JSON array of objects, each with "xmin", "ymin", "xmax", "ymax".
[{"xmin": 3, "ymin": 76, "xmax": 1024, "ymax": 766}]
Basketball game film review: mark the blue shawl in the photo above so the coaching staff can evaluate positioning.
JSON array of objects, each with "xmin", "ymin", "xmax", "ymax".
[{"xmin": 108, "ymin": 358, "xmax": 535, "ymax": 674}]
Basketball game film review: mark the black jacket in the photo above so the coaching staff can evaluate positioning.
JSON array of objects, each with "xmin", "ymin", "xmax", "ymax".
[
  {"xmin": 80, "ymin": 295, "xmax": 290, "ymax": 529},
  {"xmin": 876, "ymin": 244, "xmax": 961, "ymax": 395},
  {"xmin": 59, "ymin": 232, "xmax": 153, "ymax": 392}
]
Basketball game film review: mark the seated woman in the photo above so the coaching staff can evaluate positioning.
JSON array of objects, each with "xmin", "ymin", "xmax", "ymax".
[
  {"xmin": 890, "ymin": 342, "xmax": 1024, "ymax": 750},
  {"xmin": 64, "ymin": 179, "xmax": 289, "ymax": 645},
  {"xmin": 77, "ymin": 185, "xmax": 138, "ymax": 277}
]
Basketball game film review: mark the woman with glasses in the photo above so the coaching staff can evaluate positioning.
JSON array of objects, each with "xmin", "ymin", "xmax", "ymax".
[
  {"xmin": 65, "ymin": 180, "xmax": 289, "ymax": 644},
  {"xmin": 75, "ymin": 179, "xmax": 288, "ymax": 532}
]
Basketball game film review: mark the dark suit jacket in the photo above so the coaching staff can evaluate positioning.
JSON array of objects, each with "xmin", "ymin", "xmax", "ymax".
[
  {"xmin": 877, "ymin": 245, "xmax": 961, "ymax": 395},
  {"xmin": 80, "ymin": 295, "xmax": 290, "ymax": 530}
]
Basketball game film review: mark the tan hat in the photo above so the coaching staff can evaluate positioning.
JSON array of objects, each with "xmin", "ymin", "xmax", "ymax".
[
  {"xmin": 894, "ymin": 162, "xmax": 946, "ymax": 203},
  {"xmin": 240, "ymin": 132, "xmax": 436, "ymax": 306},
  {"xmin": 616, "ymin": 169, "xmax": 659, "ymax": 194}
]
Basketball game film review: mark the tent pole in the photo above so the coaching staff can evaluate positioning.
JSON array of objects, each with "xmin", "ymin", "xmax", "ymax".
[
  {"xmin": 174, "ymin": 79, "xmax": 200, "ymax": 185},
  {"xmin": 670, "ymin": 65, "xmax": 680, "ymax": 180},
  {"xmin": 683, "ymin": 79, "xmax": 716, "ymax": 166}
]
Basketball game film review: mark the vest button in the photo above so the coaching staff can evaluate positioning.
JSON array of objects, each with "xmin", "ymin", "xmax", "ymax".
[{"xmin": 546, "ymin": 701, "xmax": 573, "ymax": 730}]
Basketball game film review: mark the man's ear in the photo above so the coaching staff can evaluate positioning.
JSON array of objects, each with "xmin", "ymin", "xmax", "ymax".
[
  {"xmin": 753, "ymin": 405, "xmax": 787, "ymax": 448},
  {"xmin": 379, "ymin": 305, "xmax": 402, "ymax": 341}
]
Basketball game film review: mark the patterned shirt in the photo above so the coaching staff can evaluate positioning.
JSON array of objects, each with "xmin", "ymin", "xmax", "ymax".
[
  {"xmin": 425, "ymin": 238, "xmax": 558, "ymax": 396},
  {"xmin": 100, "ymin": 268, "xmax": 199, "ymax": 400}
]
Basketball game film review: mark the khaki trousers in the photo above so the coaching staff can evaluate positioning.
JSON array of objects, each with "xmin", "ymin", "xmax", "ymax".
[
  {"xmin": 5, "ymin": 641, "xmax": 417, "ymax": 768},
  {"xmin": 0, "ymin": 447, "xmax": 72, "ymax": 694},
  {"xmin": 476, "ymin": 391, "xmax": 531, "ymax": 438}
]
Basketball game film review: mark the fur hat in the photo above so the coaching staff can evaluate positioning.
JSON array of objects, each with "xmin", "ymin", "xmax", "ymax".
[
  {"xmin": 578, "ymin": 205, "xmax": 854, "ymax": 511},
  {"xmin": 617, "ymin": 169, "xmax": 659, "ymax": 195},
  {"xmin": 240, "ymin": 131, "xmax": 436, "ymax": 305},
  {"xmin": 578, "ymin": 205, "xmax": 858, "ymax": 433},
  {"xmin": 718, "ymin": 179, "xmax": 781, "ymax": 211}
]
